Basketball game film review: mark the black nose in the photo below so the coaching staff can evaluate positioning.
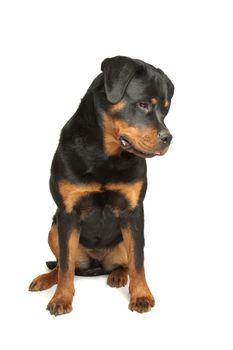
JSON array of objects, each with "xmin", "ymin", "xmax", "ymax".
[{"xmin": 158, "ymin": 130, "xmax": 173, "ymax": 145}]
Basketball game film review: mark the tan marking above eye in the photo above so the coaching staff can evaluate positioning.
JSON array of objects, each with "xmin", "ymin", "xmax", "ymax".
[
  {"xmin": 164, "ymin": 100, "xmax": 170, "ymax": 108},
  {"xmin": 151, "ymin": 97, "xmax": 158, "ymax": 105},
  {"xmin": 108, "ymin": 100, "xmax": 126, "ymax": 114}
]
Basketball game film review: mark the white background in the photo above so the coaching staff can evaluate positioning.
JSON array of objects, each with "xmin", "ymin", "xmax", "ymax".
[{"xmin": 0, "ymin": 0, "xmax": 232, "ymax": 349}]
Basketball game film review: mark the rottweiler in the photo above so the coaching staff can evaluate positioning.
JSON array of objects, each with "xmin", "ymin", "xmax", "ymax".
[{"xmin": 29, "ymin": 56, "xmax": 174, "ymax": 316}]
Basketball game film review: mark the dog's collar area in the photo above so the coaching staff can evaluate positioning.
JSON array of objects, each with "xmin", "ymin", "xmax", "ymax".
[{"xmin": 119, "ymin": 135, "xmax": 161, "ymax": 158}]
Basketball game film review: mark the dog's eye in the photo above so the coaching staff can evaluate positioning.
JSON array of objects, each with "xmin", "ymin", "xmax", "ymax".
[{"xmin": 137, "ymin": 102, "xmax": 150, "ymax": 111}]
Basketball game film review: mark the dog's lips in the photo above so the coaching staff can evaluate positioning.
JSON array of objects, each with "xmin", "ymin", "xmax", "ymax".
[
  {"xmin": 119, "ymin": 136, "xmax": 161, "ymax": 158},
  {"xmin": 119, "ymin": 135, "xmax": 132, "ymax": 149}
]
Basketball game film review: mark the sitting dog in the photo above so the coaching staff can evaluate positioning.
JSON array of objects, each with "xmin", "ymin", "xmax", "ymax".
[{"xmin": 29, "ymin": 56, "xmax": 175, "ymax": 316}]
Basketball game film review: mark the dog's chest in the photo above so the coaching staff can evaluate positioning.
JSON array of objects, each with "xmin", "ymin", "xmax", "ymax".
[{"xmin": 58, "ymin": 179, "xmax": 144, "ymax": 215}]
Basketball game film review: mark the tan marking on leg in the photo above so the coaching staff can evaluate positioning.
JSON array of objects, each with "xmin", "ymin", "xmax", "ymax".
[
  {"xmin": 105, "ymin": 180, "xmax": 143, "ymax": 209},
  {"xmin": 48, "ymin": 223, "xmax": 59, "ymax": 258},
  {"xmin": 102, "ymin": 241, "xmax": 128, "ymax": 271},
  {"xmin": 122, "ymin": 225, "xmax": 155, "ymax": 313},
  {"xmin": 75, "ymin": 244, "xmax": 92, "ymax": 269},
  {"xmin": 48, "ymin": 225, "xmax": 93, "ymax": 270},
  {"xmin": 59, "ymin": 181, "xmax": 102, "ymax": 213},
  {"xmin": 47, "ymin": 229, "xmax": 80, "ymax": 316},
  {"xmin": 29, "ymin": 223, "xmax": 59, "ymax": 292},
  {"xmin": 85, "ymin": 247, "xmax": 110, "ymax": 261}
]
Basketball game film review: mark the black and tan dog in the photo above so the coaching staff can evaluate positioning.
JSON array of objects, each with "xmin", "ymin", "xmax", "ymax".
[{"xmin": 29, "ymin": 56, "xmax": 174, "ymax": 316}]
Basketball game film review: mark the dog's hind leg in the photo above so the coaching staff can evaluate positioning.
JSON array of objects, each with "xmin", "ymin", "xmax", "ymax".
[
  {"xmin": 102, "ymin": 242, "xmax": 128, "ymax": 288},
  {"xmin": 29, "ymin": 267, "xmax": 58, "ymax": 291},
  {"xmin": 29, "ymin": 223, "xmax": 59, "ymax": 291},
  {"xmin": 107, "ymin": 267, "xmax": 128, "ymax": 288}
]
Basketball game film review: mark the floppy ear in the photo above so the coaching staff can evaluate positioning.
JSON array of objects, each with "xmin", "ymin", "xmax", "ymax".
[{"xmin": 101, "ymin": 56, "xmax": 143, "ymax": 104}]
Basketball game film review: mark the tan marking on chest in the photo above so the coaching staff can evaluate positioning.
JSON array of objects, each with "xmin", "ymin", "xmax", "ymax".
[
  {"xmin": 59, "ymin": 179, "xmax": 143, "ymax": 213},
  {"xmin": 59, "ymin": 181, "xmax": 102, "ymax": 213},
  {"xmin": 105, "ymin": 180, "xmax": 143, "ymax": 209}
]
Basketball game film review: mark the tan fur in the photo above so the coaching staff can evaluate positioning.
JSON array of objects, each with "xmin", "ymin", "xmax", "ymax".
[
  {"xmin": 107, "ymin": 267, "xmax": 128, "ymax": 288},
  {"xmin": 121, "ymin": 225, "xmax": 155, "ymax": 312},
  {"xmin": 151, "ymin": 97, "xmax": 158, "ymax": 105},
  {"xmin": 47, "ymin": 223, "xmax": 128, "ymax": 271},
  {"xmin": 108, "ymin": 100, "xmax": 126, "ymax": 113},
  {"xmin": 105, "ymin": 180, "xmax": 143, "ymax": 209},
  {"xmin": 59, "ymin": 181, "xmax": 103, "ymax": 213},
  {"xmin": 102, "ymin": 241, "xmax": 128, "ymax": 271},
  {"xmin": 48, "ymin": 223, "xmax": 59, "ymax": 256},
  {"xmin": 102, "ymin": 112, "xmax": 159, "ymax": 156},
  {"xmin": 58, "ymin": 178, "xmax": 143, "ymax": 213},
  {"xmin": 29, "ymin": 267, "xmax": 58, "ymax": 291},
  {"xmin": 47, "ymin": 229, "xmax": 80, "ymax": 315}
]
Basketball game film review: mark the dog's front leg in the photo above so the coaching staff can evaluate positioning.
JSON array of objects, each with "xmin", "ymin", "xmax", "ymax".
[
  {"xmin": 47, "ymin": 210, "xmax": 80, "ymax": 316},
  {"xmin": 121, "ymin": 204, "xmax": 155, "ymax": 313}
]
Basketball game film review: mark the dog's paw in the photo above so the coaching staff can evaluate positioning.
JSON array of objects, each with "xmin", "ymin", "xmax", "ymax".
[
  {"xmin": 47, "ymin": 297, "xmax": 73, "ymax": 316},
  {"xmin": 129, "ymin": 295, "xmax": 155, "ymax": 313},
  {"xmin": 107, "ymin": 268, "xmax": 128, "ymax": 288},
  {"xmin": 29, "ymin": 272, "xmax": 57, "ymax": 291}
]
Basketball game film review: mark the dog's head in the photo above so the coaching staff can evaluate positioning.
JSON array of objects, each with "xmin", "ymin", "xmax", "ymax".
[{"xmin": 101, "ymin": 56, "xmax": 174, "ymax": 158}]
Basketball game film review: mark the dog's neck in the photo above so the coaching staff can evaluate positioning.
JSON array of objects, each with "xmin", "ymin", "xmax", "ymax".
[{"xmin": 59, "ymin": 105, "xmax": 143, "ymax": 181}]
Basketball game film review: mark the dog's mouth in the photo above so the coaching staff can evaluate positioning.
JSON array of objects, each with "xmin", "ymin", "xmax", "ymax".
[{"xmin": 119, "ymin": 135, "xmax": 162, "ymax": 158}]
